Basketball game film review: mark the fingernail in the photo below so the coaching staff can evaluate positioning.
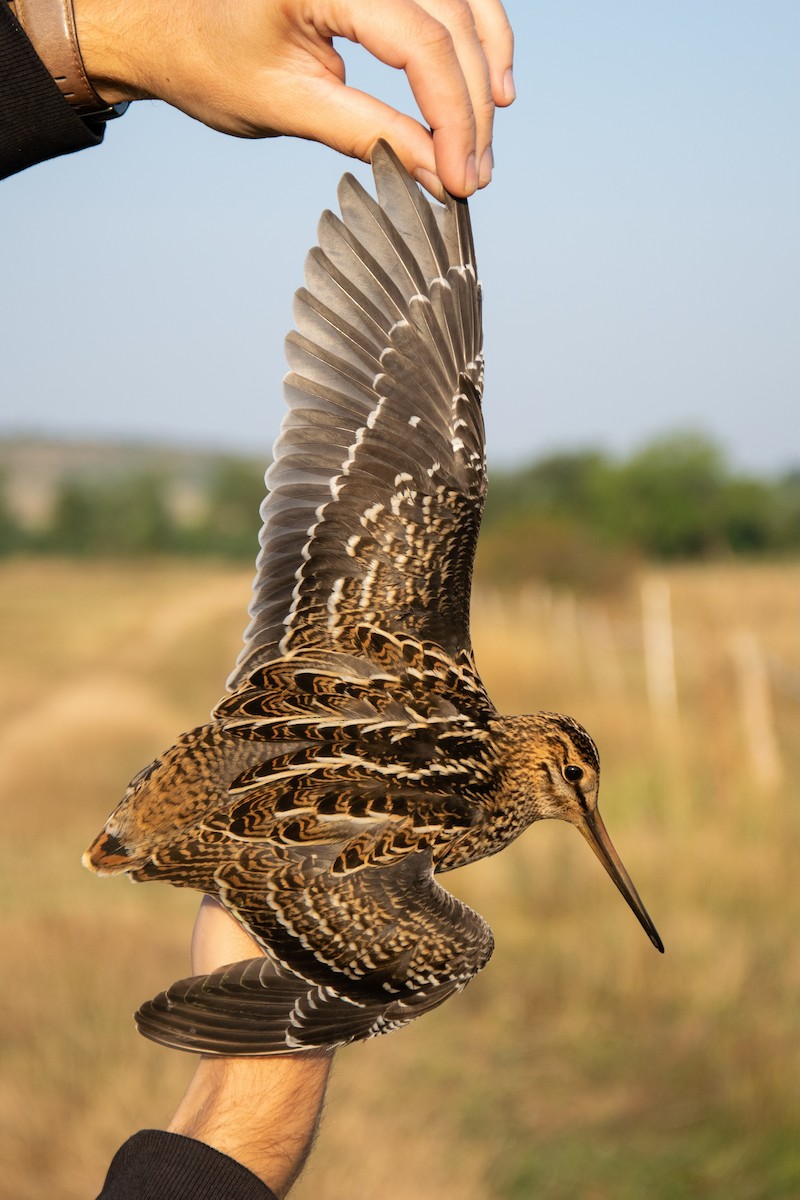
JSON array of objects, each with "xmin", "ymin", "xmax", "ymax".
[
  {"xmin": 503, "ymin": 67, "xmax": 516, "ymax": 103},
  {"xmin": 413, "ymin": 168, "xmax": 445, "ymax": 202},
  {"xmin": 479, "ymin": 144, "xmax": 494, "ymax": 187},
  {"xmin": 465, "ymin": 153, "xmax": 478, "ymax": 195}
]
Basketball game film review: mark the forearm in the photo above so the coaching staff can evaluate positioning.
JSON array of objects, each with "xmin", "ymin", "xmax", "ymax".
[
  {"xmin": 165, "ymin": 900, "xmax": 333, "ymax": 1196},
  {"xmin": 168, "ymin": 1052, "xmax": 333, "ymax": 1198}
]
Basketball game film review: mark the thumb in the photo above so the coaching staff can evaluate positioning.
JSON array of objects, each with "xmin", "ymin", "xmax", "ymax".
[{"xmin": 278, "ymin": 75, "xmax": 456, "ymax": 198}]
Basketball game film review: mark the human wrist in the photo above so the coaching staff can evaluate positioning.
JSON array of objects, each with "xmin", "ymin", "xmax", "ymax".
[{"xmin": 70, "ymin": 0, "xmax": 150, "ymax": 103}]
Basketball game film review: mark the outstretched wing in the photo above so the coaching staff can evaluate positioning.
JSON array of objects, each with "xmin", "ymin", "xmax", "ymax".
[{"xmin": 228, "ymin": 142, "xmax": 485, "ymax": 689}]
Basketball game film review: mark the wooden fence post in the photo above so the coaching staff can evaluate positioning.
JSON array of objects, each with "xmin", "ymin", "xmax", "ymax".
[
  {"xmin": 641, "ymin": 575, "xmax": 680, "ymax": 738},
  {"xmin": 730, "ymin": 628, "xmax": 783, "ymax": 792}
]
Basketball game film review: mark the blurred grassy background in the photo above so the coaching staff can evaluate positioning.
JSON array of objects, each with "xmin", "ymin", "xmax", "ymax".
[{"xmin": 1, "ymin": 558, "xmax": 798, "ymax": 1199}]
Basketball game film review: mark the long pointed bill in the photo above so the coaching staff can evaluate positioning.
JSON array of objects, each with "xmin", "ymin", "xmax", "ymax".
[{"xmin": 577, "ymin": 809, "xmax": 664, "ymax": 953}]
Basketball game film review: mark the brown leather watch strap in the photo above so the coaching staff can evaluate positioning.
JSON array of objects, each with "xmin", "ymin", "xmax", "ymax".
[{"xmin": 10, "ymin": 0, "xmax": 105, "ymax": 113}]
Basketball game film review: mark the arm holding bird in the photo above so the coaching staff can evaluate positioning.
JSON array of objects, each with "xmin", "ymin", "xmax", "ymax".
[
  {"xmin": 97, "ymin": 898, "xmax": 331, "ymax": 1198},
  {"xmin": 168, "ymin": 898, "xmax": 332, "ymax": 1198}
]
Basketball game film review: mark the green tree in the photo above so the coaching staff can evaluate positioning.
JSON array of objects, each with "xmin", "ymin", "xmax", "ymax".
[
  {"xmin": 191, "ymin": 459, "xmax": 266, "ymax": 558},
  {"xmin": 47, "ymin": 473, "xmax": 174, "ymax": 555},
  {"xmin": 0, "ymin": 470, "xmax": 24, "ymax": 555},
  {"xmin": 719, "ymin": 478, "xmax": 778, "ymax": 554},
  {"xmin": 773, "ymin": 470, "xmax": 800, "ymax": 551},
  {"xmin": 484, "ymin": 450, "xmax": 614, "ymax": 530},
  {"xmin": 615, "ymin": 433, "xmax": 728, "ymax": 558}
]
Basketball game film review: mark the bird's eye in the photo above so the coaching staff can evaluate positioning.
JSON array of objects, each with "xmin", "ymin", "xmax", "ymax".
[{"xmin": 563, "ymin": 765, "xmax": 584, "ymax": 783}]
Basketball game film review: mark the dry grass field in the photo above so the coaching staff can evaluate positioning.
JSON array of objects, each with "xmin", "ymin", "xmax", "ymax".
[{"xmin": 0, "ymin": 557, "xmax": 798, "ymax": 1199}]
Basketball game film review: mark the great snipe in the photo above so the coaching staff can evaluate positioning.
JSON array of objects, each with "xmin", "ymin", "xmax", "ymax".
[{"xmin": 85, "ymin": 142, "xmax": 663, "ymax": 1056}]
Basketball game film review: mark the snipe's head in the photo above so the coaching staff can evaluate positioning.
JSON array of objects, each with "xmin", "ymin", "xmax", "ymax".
[{"xmin": 499, "ymin": 713, "xmax": 663, "ymax": 953}]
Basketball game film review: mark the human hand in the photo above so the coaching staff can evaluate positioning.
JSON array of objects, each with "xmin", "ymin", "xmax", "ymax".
[
  {"xmin": 73, "ymin": 0, "xmax": 514, "ymax": 197},
  {"xmin": 167, "ymin": 897, "xmax": 332, "ymax": 1197}
]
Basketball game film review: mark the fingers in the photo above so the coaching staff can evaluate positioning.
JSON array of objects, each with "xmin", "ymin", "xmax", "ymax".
[
  {"xmin": 469, "ymin": 0, "xmax": 515, "ymax": 108},
  {"xmin": 316, "ymin": 0, "xmax": 515, "ymax": 196},
  {"xmin": 414, "ymin": 0, "xmax": 514, "ymax": 187},
  {"xmin": 417, "ymin": 0, "xmax": 496, "ymax": 189},
  {"xmin": 386, "ymin": 0, "xmax": 514, "ymax": 190}
]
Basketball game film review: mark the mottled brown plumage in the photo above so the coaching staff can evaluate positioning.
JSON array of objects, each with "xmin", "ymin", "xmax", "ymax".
[{"xmin": 84, "ymin": 143, "xmax": 662, "ymax": 1057}]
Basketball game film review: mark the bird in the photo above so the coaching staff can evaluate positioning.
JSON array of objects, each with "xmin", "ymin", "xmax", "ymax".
[{"xmin": 84, "ymin": 141, "xmax": 663, "ymax": 1057}]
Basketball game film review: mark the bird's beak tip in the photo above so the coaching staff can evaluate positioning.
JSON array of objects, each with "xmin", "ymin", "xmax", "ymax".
[{"xmin": 578, "ymin": 809, "xmax": 664, "ymax": 955}]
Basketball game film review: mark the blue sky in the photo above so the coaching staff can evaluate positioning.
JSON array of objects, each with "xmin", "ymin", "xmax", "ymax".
[{"xmin": 1, "ymin": 2, "xmax": 798, "ymax": 472}]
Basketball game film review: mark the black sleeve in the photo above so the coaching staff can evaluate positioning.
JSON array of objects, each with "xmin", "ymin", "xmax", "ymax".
[
  {"xmin": 0, "ymin": 1, "xmax": 104, "ymax": 181},
  {"xmin": 97, "ymin": 1130, "xmax": 280, "ymax": 1200}
]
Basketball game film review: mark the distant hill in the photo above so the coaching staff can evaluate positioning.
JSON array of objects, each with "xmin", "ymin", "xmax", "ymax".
[{"xmin": 0, "ymin": 435, "xmax": 264, "ymax": 527}]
